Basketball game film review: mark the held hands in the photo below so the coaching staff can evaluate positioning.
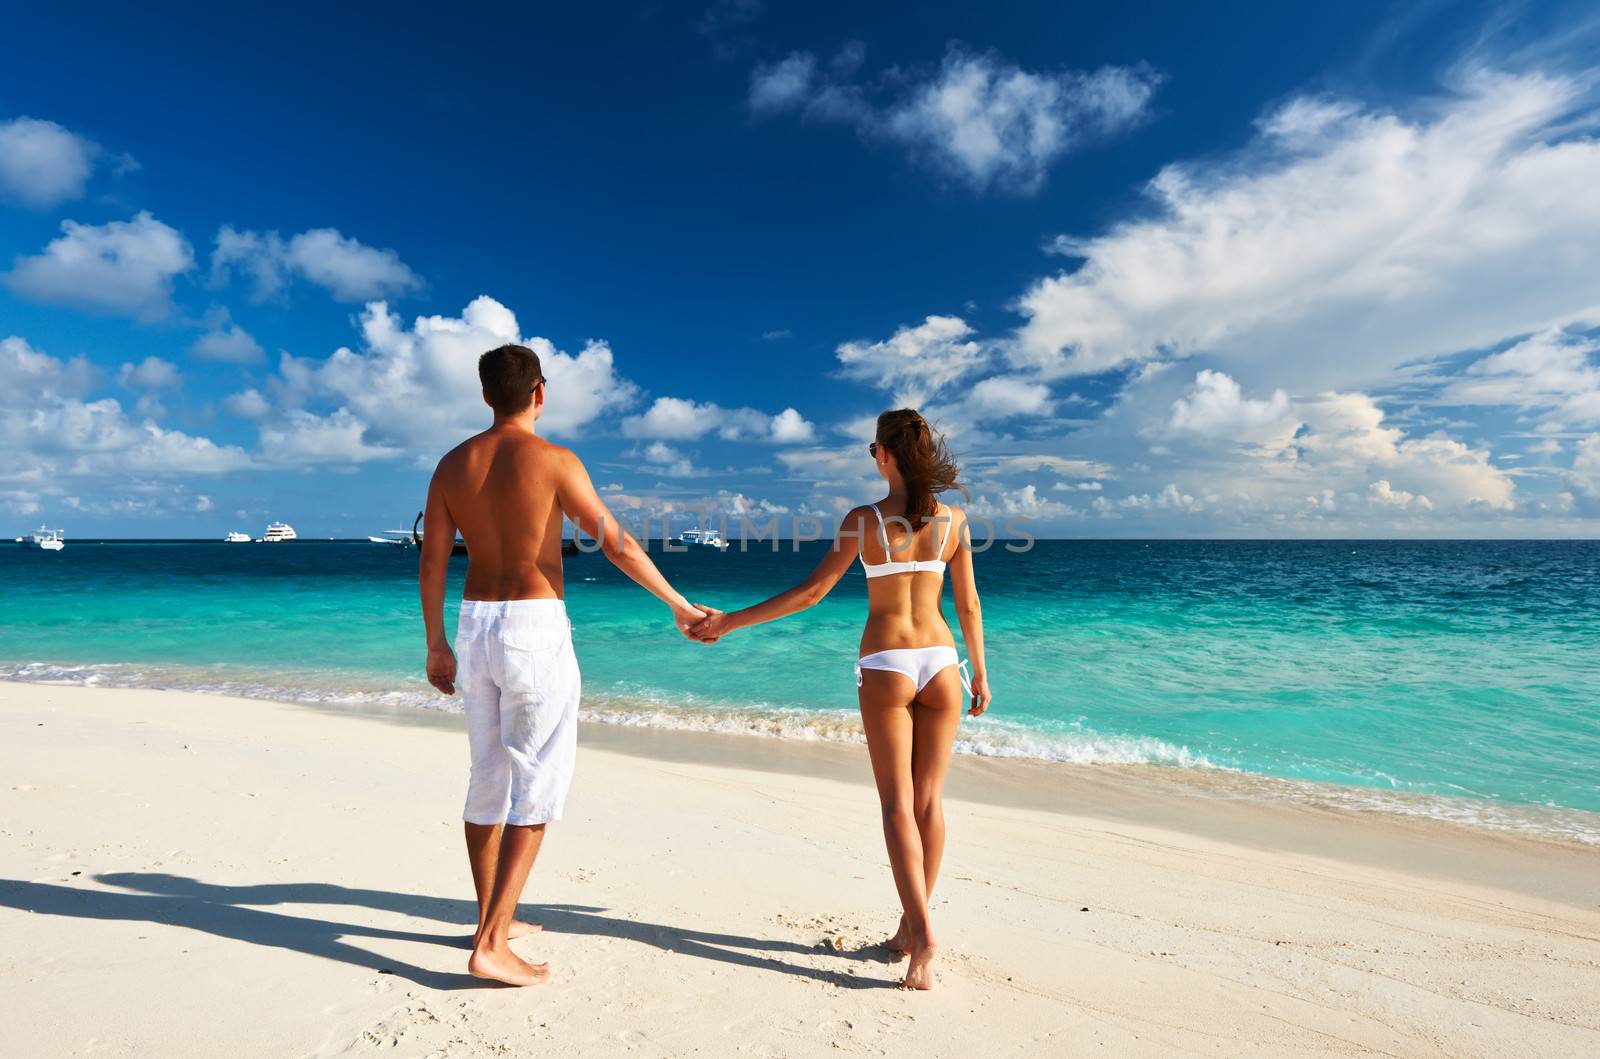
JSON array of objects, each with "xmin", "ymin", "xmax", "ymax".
[
  {"xmin": 671, "ymin": 600, "xmax": 708, "ymax": 641},
  {"xmin": 426, "ymin": 643, "xmax": 457, "ymax": 696},
  {"xmin": 968, "ymin": 671, "xmax": 992, "ymax": 717},
  {"xmin": 686, "ymin": 604, "xmax": 731, "ymax": 644}
]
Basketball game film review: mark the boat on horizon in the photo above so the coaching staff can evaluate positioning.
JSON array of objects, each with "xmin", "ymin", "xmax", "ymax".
[
  {"xmin": 259, "ymin": 521, "xmax": 297, "ymax": 543},
  {"xmin": 224, "ymin": 531, "xmax": 251, "ymax": 543},
  {"xmin": 28, "ymin": 526, "xmax": 65, "ymax": 551},
  {"xmin": 675, "ymin": 528, "xmax": 729, "ymax": 550},
  {"xmin": 367, "ymin": 529, "xmax": 415, "ymax": 548}
]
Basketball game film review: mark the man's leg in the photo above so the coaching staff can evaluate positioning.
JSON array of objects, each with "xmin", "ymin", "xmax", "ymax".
[
  {"xmin": 467, "ymin": 823, "xmax": 550, "ymax": 985},
  {"xmin": 465, "ymin": 822, "xmax": 541, "ymax": 945}
]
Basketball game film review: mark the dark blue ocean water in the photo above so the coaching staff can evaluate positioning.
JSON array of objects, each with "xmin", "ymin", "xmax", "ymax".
[{"xmin": 4, "ymin": 539, "xmax": 1598, "ymax": 840}]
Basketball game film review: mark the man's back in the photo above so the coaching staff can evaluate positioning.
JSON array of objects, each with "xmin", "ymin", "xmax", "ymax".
[{"xmin": 434, "ymin": 427, "xmax": 567, "ymax": 601}]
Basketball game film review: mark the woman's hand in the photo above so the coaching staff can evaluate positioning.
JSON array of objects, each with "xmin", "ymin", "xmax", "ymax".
[
  {"xmin": 689, "ymin": 606, "xmax": 734, "ymax": 643},
  {"xmin": 968, "ymin": 672, "xmax": 991, "ymax": 717}
]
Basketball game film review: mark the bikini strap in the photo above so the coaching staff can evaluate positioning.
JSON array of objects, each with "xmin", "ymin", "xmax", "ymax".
[
  {"xmin": 936, "ymin": 504, "xmax": 954, "ymax": 560},
  {"xmin": 867, "ymin": 502, "xmax": 890, "ymax": 552}
]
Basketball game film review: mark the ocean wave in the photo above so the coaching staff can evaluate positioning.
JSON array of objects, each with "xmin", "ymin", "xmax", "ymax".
[{"xmin": 5, "ymin": 658, "xmax": 1596, "ymax": 846}]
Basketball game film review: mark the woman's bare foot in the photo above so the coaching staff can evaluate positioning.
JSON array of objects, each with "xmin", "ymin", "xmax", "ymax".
[
  {"xmin": 883, "ymin": 916, "xmax": 910, "ymax": 959},
  {"xmin": 902, "ymin": 932, "xmax": 938, "ymax": 990},
  {"xmin": 467, "ymin": 944, "xmax": 550, "ymax": 987}
]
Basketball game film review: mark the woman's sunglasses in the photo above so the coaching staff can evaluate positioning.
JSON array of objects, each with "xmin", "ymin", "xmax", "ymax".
[{"xmin": 867, "ymin": 441, "xmax": 878, "ymax": 457}]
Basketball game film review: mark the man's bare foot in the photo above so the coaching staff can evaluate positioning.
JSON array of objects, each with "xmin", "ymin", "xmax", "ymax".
[
  {"xmin": 467, "ymin": 945, "xmax": 550, "ymax": 987},
  {"xmin": 902, "ymin": 933, "xmax": 938, "ymax": 990},
  {"xmin": 466, "ymin": 919, "xmax": 541, "ymax": 948}
]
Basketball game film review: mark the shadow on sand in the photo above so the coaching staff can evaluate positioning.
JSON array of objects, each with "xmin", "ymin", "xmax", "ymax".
[{"xmin": 0, "ymin": 872, "xmax": 893, "ymax": 990}]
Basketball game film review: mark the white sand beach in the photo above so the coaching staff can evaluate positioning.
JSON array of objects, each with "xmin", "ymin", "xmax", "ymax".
[{"xmin": 3, "ymin": 681, "xmax": 1598, "ymax": 1058}]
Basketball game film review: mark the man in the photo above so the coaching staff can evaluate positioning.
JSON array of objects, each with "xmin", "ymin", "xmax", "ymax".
[{"xmin": 420, "ymin": 343, "xmax": 705, "ymax": 986}]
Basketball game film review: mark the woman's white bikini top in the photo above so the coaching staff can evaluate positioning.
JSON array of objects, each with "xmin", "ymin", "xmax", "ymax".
[{"xmin": 859, "ymin": 503, "xmax": 953, "ymax": 578}]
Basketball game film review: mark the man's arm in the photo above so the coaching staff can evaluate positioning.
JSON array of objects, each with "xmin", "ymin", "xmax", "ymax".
[
  {"xmin": 420, "ymin": 466, "xmax": 459, "ymax": 694},
  {"xmin": 556, "ymin": 449, "xmax": 705, "ymax": 635}
]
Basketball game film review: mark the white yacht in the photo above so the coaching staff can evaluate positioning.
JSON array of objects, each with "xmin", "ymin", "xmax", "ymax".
[
  {"xmin": 29, "ymin": 526, "xmax": 65, "ymax": 551},
  {"xmin": 224, "ymin": 531, "xmax": 251, "ymax": 543},
  {"xmin": 260, "ymin": 521, "xmax": 298, "ymax": 543},
  {"xmin": 675, "ymin": 528, "xmax": 729, "ymax": 550},
  {"xmin": 367, "ymin": 530, "xmax": 415, "ymax": 548}
]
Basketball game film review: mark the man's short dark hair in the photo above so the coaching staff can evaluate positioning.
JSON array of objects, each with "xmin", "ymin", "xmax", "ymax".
[{"xmin": 478, "ymin": 344, "xmax": 544, "ymax": 416}]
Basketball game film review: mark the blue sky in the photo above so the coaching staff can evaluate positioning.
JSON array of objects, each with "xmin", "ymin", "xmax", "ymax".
[{"xmin": 3, "ymin": 1, "xmax": 1600, "ymax": 537}]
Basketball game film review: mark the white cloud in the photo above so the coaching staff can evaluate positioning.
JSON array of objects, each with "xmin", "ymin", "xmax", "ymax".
[
  {"xmin": 968, "ymin": 483, "xmax": 1077, "ymax": 519},
  {"xmin": 749, "ymin": 52, "xmax": 817, "ymax": 113},
  {"xmin": 1099, "ymin": 483, "xmax": 1205, "ymax": 514},
  {"xmin": 257, "ymin": 409, "xmax": 400, "ymax": 466},
  {"xmin": 210, "ymin": 225, "xmax": 424, "ymax": 302},
  {"xmin": 1014, "ymin": 71, "xmax": 1600, "ymax": 387},
  {"xmin": 1568, "ymin": 434, "xmax": 1600, "ymax": 496},
  {"xmin": 1437, "ymin": 325, "xmax": 1600, "ymax": 432},
  {"xmin": 966, "ymin": 375, "xmax": 1056, "ymax": 418},
  {"xmin": 223, "ymin": 388, "xmax": 272, "ymax": 419},
  {"xmin": 1297, "ymin": 392, "xmax": 1514, "ymax": 510},
  {"xmin": 0, "ymin": 335, "xmax": 96, "ymax": 398},
  {"xmin": 6, "ymin": 211, "xmax": 193, "ymax": 321},
  {"xmin": 769, "ymin": 407, "xmax": 814, "ymax": 443},
  {"xmin": 243, "ymin": 295, "xmax": 638, "ymax": 464},
  {"xmin": 836, "ymin": 315, "xmax": 987, "ymax": 405},
  {"xmin": 191, "ymin": 308, "xmax": 265, "ymax": 364},
  {"xmin": 621, "ymin": 395, "xmax": 814, "ymax": 443},
  {"xmin": 750, "ymin": 44, "xmax": 1159, "ymax": 194},
  {"xmin": 118, "ymin": 356, "xmax": 182, "ymax": 390},
  {"xmin": 1369, "ymin": 479, "xmax": 1433, "ymax": 510},
  {"xmin": 0, "ymin": 336, "xmax": 249, "ymax": 512},
  {"xmin": 635, "ymin": 441, "xmax": 702, "ymax": 478},
  {"xmin": 1167, "ymin": 370, "xmax": 1293, "ymax": 439},
  {"xmin": 963, "ymin": 453, "xmax": 1115, "ymax": 480},
  {"xmin": 715, "ymin": 489, "xmax": 791, "ymax": 518},
  {"xmin": 0, "ymin": 117, "xmax": 100, "ymax": 207}
]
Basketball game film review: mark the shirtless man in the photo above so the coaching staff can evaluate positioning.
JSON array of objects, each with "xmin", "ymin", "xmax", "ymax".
[{"xmin": 420, "ymin": 343, "xmax": 706, "ymax": 986}]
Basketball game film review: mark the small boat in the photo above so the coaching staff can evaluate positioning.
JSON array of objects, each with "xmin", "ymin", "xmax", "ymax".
[
  {"xmin": 410, "ymin": 512, "xmax": 468, "ymax": 556},
  {"xmin": 224, "ymin": 531, "xmax": 251, "ymax": 543},
  {"xmin": 260, "ymin": 521, "xmax": 297, "ymax": 543},
  {"xmin": 367, "ymin": 531, "xmax": 415, "ymax": 548},
  {"xmin": 675, "ymin": 528, "xmax": 728, "ymax": 550},
  {"xmin": 28, "ymin": 526, "xmax": 65, "ymax": 551}
]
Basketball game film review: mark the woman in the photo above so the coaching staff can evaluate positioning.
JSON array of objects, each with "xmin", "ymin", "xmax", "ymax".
[{"xmin": 689, "ymin": 409, "xmax": 991, "ymax": 990}]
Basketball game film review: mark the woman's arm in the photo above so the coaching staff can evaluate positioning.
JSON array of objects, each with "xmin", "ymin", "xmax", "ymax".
[
  {"xmin": 692, "ymin": 508, "xmax": 868, "ymax": 640},
  {"xmin": 946, "ymin": 507, "xmax": 991, "ymax": 716}
]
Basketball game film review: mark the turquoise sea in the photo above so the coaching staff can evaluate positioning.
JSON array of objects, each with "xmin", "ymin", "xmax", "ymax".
[{"xmin": 4, "ymin": 539, "xmax": 1598, "ymax": 842}]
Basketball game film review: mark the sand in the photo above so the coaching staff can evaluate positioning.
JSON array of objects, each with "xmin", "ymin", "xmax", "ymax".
[{"xmin": 3, "ymin": 681, "xmax": 1598, "ymax": 1058}]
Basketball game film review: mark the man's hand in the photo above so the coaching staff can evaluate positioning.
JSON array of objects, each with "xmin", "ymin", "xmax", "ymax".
[
  {"xmin": 671, "ymin": 600, "xmax": 708, "ymax": 640},
  {"xmin": 427, "ymin": 643, "xmax": 457, "ymax": 695},
  {"xmin": 688, "ymin": 605, "xmax": 731, "ymax": 643},
  {"xmin": 968, "ymin": 672, "xmax": 992, "ymax": 717}
]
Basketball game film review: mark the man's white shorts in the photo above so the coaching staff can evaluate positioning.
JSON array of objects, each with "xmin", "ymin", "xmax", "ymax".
[{"xmin": 456, "ymin": 598, "xmax": 580, "ymax": 826}]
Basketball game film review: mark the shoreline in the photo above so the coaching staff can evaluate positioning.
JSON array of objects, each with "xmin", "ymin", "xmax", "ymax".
[
  {"xmin": 5, "ymin": 682, "xmax": 1599, "ymax": 1056},
  {"xmin": 6, "ymin": 659, "xmax": 1600, "ymax": 856},
  {"xmin": 8, "ymin": 672, "xmax": 1598, "ymax": 909}
]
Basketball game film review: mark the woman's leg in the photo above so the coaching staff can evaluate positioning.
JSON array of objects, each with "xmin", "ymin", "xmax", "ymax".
[
  {"xmin": 887, "ymin": 666, "xmax": 965, "ymax": 955},
  {"xmin": 858, "ymin": 670, "xmax": 932, "ymax": 972},
  {"xmin": 910, "ymin": 666, "xmax": 965, "ymax": 903},
  {"xmin": 899, "ymin": 667, "xmax": 965, "ymax": 988}
]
